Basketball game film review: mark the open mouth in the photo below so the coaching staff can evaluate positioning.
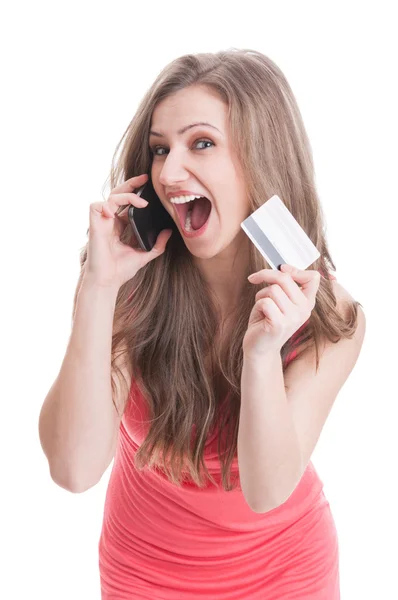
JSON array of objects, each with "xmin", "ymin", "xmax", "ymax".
[{"xmin": 173, "ymin": 197, "xmax": 212, "ymax": 232}]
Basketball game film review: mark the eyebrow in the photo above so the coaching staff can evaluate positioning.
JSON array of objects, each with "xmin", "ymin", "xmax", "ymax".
[{"xmin": 149, "ymin": 122, "xmax": 222, "ymax": 138}]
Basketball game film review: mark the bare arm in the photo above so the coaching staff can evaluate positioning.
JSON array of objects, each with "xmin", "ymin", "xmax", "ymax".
[
  {"xmin": 238, "ymin": 352, "xmax": 302, "ymax": 513},
  {"xmin": 38, "ymin": 274, "xmax": 129, "ymax": 493},
  {"xmin": 38, "ymin": 173, "xmax": 172, "ymax": 493},
  {"xmin": 238, "ymin": 286, "xmax": 366, "ymax": 514}
]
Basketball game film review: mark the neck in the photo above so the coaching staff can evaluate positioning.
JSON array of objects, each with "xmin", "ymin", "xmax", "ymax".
[{"xmin": 194, "ymin": 233, "xmax": 250, "ymax": 314}]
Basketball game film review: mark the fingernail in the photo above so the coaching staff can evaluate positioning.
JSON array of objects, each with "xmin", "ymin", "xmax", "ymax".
[{"xmin": 247, "ymin": 273, "xmax": 256, "ymax": 281}]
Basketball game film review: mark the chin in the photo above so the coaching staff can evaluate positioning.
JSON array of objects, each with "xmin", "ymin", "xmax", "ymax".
[{"xmin": 187, "ymin": 246, "xmax": 220, "ymax": 260}]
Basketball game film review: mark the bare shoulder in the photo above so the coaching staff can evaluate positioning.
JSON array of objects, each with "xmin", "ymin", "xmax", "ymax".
[
  {"xmin": 287, "ymin": 277, "xmax": 366, "ymax": 367},
  {"xmin": 330, "ymin": 278, "xmax": 366, "ymax": 330},
  {"xmin": 330, "ymin": 278, "xmax": 354, "ymax": 305},
  {"xmin": 284, "ymin": 277, "xmax": 366, "ymax": 397}
]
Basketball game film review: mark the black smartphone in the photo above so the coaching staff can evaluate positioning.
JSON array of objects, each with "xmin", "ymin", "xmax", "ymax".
[{"xmin": 128, "ymin": 177, "xmax": 177, "ymax": 251}]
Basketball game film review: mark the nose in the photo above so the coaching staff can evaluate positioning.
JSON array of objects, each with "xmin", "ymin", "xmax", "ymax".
[{"xmin": 158, "ymin": 151, "xmax": 190, "ymax": 188}]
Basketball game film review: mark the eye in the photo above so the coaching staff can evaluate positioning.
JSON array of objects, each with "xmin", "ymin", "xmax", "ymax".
[
  {"xmin": 195, "ymin": 139, "xmax": 214, "ymax": 150},
  {"xmin": 150, "ymin": 138, "xmax": 215, "ymax": 156}
]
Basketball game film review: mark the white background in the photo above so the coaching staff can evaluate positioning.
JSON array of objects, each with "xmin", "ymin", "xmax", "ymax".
[{"xmin": 1, "ymin": 1, "xmax": 397, "ymax": 598}]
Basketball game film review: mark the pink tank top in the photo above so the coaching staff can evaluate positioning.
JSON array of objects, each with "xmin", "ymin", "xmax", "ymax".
[{"xmin": 98, "ymin": 271, "xmax": 339, "ymax": 599}]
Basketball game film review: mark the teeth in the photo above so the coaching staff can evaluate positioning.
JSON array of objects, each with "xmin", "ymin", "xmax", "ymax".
[{"xmin": 170, "ymin": 194, "xmax": 203, "ymax": 204}]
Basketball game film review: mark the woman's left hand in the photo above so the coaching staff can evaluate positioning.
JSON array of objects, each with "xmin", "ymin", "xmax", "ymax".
[{"xmin": 242, "ymin": 264, "xmax": 321, "ymax": 357}]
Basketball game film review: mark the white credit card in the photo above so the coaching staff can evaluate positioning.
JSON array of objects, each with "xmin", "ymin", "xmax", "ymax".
[{"xmin": 240, "ymin": 195, "xmax": 320, "ymax": 270}]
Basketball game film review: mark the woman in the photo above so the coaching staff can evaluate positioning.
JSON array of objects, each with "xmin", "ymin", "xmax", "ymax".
[{"xmin": 39, "ymin": 49, "xmax": 366, "ymax": 599}]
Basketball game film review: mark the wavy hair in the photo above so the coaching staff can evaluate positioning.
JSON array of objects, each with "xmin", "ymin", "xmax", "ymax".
[{"xmin": 73, "ymin": 49, "xmax": 362, "ymax": 491}]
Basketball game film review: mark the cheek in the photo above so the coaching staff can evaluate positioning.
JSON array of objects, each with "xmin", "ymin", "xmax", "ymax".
[
  {"xmin": 219, "ymin": 180, "xmax": 249, "ymax": 217},
  {"xmin": 217, "ymin": 159, "xmax": 246, "ymax": 196}
]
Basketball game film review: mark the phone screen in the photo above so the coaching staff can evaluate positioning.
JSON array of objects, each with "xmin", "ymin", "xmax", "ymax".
[{"xmin": 128, "ymin": 177, "xmax": 177, "ymax": 251}]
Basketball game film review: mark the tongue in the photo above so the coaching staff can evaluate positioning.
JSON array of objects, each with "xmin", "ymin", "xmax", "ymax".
[{"xmin": 191, "ymin": 197, "xmax": 211, "ymax": 230}]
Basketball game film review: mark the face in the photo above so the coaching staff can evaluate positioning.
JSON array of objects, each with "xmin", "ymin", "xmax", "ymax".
[{"xmin": 149, "ymin": 85, "xmax": 251, "ymax": 262}]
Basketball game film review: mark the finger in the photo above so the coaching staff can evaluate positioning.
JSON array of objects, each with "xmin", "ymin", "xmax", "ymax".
[
  {"xmin": 90, "ymin": 201, "xmax": 114, "ymax": 219},
  {"xmin": 108, "ymin": 192, "xmax": 148, "ymax": 216},
  {"xmin": 258, "ymin": 297, "xmax": 282, "ymax": 325},
  {"xmin": 255, "ymin": 284, "xmax": 292, "ymax": 315},
  {"xmin": 279, "ymin": 265, "xmax": 321, "ymax": 302},
  {"xmin": 248, "ymin": 269, "xmax": 303, "ymax": 305},
  {"xmin": 111, "ymin": 173, "xmax": 149, "ymax": 195},
  {"xmin": 138, "ymin": 229, "xmax": 173, "ymax": 263}
]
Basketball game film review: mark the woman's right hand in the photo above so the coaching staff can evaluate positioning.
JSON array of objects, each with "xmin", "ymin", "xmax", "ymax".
[{"xmin": 83, "ymin": 173, "xmax": 173, "ymax": 290}]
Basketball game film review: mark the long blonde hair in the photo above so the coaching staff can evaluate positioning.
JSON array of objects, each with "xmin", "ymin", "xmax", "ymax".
[{"xmin": 73, "ymin": 49, "xmax": 361, "ymax": 491}]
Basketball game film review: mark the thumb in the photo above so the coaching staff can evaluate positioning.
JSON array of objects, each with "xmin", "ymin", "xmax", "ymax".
[{"xmin": 146, "ymin": 229, "xmax": 173, "ymax": 257}]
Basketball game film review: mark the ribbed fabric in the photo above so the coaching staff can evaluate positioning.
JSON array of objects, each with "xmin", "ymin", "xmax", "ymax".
[{"xmin": 98, "ymin": 272, "xmax": 339, "ymax": 599}]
